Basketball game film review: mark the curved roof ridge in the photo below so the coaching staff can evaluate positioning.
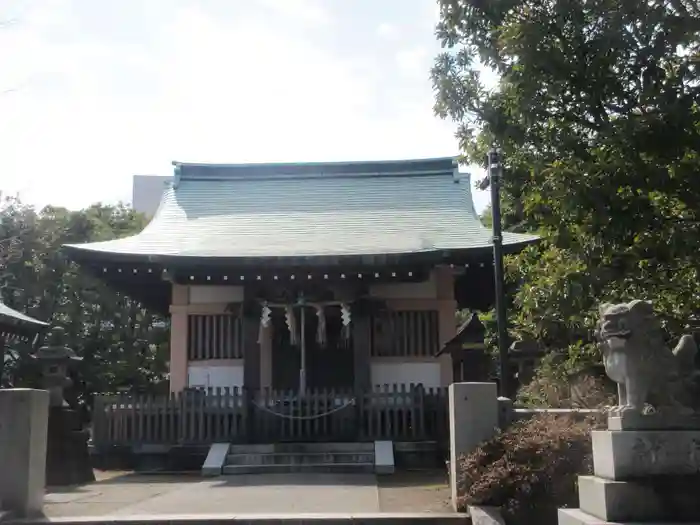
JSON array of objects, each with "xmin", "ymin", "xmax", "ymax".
[
  {"xmin": 173, "ymin": 157, "xmax": 459, "ymax": 183},
  {"xmin": 172, "ymin": 156, "xmax": 457, "ymax": 169}
]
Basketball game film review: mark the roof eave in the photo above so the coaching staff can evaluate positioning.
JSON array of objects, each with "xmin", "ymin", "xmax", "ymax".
[
  {"xmin": 62, "ymin": 237, "xmax": 540, "ymax": 268},
  {"xmin": 0, "ymin": 304, "xmax": 49, "ymax": 333}
]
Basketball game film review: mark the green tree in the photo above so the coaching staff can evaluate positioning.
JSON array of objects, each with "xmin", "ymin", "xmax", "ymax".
[
  {"xmin": 480, "ymin": 204, "xmax": 492, "ymax": 228},
  {"xmin": 0, "ymin": 198, "xmax": 169, "ymax": 406},
  {"xmin": 432, "ymin": 0, "xmax": 700, "ymax": 372}
]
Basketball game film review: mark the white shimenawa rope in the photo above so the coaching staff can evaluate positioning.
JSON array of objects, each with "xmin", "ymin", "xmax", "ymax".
[{"xmin": 251, "ymin": 398, "xmax": 356, "ymax": 420}]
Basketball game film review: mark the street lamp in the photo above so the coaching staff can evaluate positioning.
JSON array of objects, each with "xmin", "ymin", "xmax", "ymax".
[{"xmin": 487, "ymin": 147, "xmax": 510, "ymax": 398}]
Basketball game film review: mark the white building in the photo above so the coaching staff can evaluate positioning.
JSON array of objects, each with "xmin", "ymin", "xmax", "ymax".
[{"xmin": 132, "ymin": 175, "xmax": 172, "ymax": 216}]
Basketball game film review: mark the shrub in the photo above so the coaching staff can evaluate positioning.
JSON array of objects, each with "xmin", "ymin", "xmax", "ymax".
[
  {"xmin": 517, "ymin": 363, "xmax": 615, "ymax": 408},
  {"xmin": 457, "ymin": 413, "xmax": 604, "ymax": 525}
]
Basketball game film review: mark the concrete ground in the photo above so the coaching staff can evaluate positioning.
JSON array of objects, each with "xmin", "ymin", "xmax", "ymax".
[
  {"xmin": 376, "ymin": 471, "xmax": 451, "ymax": 514},
  {"xmin": 42, "ymin": 470, "xmax": 452, "ymax": 517}
]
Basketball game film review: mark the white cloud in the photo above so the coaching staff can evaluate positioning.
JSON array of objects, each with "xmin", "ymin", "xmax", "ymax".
[
  {"xmin": 376, "ymin": 22, "xmax": 399, "ymax": 40},
  {"xmin": 0, "ymin": 1, "xmax": 69, "ymax": 92},
  {"xmin": 150, "ymin": 5, "xmax": 378, "ymax": 161},
  {"xmin": 396, "ymin": 46, "xmax": 429, "ymax": 77},
  {"xmin": 256, "ymin": 0, "xmax": 332, "ymax": 26},
  {"xmin": 0, "ymin": 1, "xmax": 482, "ymax": 213}
]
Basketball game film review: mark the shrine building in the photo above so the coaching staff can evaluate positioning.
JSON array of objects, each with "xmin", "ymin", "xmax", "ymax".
[{"xmin": 63, "ymin": 157, "xmax": 537, "ymax": 396}]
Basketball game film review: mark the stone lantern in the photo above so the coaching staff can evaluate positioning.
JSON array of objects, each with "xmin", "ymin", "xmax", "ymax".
[
  {"xmin": 35, "ymin": 326, "xmax": 94, "ymax": 486},
  {"xmin": 508, "ymin": 339, "xmax": 544, "ymax": 386},
  {"xmin": 35, "ymin": 327, "xmax": 82, "ymax": 407}
]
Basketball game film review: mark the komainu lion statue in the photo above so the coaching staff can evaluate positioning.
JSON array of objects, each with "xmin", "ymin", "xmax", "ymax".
[{"xmin": 595, "ymin": 300, "xmax": 699, "ymax": 414}]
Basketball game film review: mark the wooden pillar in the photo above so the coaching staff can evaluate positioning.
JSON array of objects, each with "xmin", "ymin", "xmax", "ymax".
[
  {"xmin": 353, "ymin": 315, "xmax": 371, "ymax": 392},
  {"xmin": 169, "ymin": 284, "xmax": 189, "ymax": 393},
  {"xmin": 435, "ymin": 266, "xmax": 457, "ymax": 387},
  {"xmin": 242, "ymin": 317, "xmax": 261, "ymax": 390}
]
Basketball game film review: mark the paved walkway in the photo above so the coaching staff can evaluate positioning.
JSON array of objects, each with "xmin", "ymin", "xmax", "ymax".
[{"xmin": 43, "ymin": 472, "xmax": 451, "ymax": 518}]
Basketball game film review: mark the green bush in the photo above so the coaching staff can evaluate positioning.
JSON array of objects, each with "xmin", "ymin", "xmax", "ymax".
[{"xmin": 457, "ymin": 413, "xmax": 604, "ymax": 525}]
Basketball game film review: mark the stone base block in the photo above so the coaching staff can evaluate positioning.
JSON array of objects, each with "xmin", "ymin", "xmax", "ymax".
[
  {"xmin": 201, "ymin": 443, "xmax": 229, "ymax": 477},
  {"xmin": 578, "ymin": 474, "xmax": 700, "ymax": 522},
  {"xmin": 374, "ymin": 440, "xmax": 395, "ymax": 475},
  {"xmin": 559, "ymin": 507, "xmax": 700, "ymax": 525},
  {"xmin": 608, "ymin": 412, "xmax": 700, "ymax": 431},
  {"xmin": 46, "ymin": 408, "xmax": 95, "ymax": 486},
  {"xmin": 0, "ymin": 389, "xmax": 48, "ymax": 518},
  {"xmin": 592, "ymin": 430, "xmax": 700, "ymax": 479},
  {"xmin": 468, "ymin": 506, "xmax": 505, "ymax": 525}
]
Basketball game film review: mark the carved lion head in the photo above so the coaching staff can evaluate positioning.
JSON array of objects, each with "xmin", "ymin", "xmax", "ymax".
[{"xmin": 595, "ymin": 300, "xmax": 663, "ymax": 352}]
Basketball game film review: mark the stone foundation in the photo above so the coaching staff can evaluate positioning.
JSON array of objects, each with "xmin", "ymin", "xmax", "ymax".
[{"xmin": 559, "ymin": 414, "xmax": 700, "ymax": 525}]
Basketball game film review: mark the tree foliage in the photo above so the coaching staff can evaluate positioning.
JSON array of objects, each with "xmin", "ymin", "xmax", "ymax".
[
  {"xmin": 480, "ymin": 204, "xmax": 493, "ymax": 228},
  {"xmin": 433, "ymin": 0, "xmax": 700, "ymax": 371},
  {"xmin": 0, "ymin": 196, "xmax": 169, "ymax": 408}
]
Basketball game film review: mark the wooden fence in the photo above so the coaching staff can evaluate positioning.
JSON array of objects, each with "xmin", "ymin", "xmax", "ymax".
[{"xmin": 91, "ymin": 385, "xmax": 448, "ymax": 448}]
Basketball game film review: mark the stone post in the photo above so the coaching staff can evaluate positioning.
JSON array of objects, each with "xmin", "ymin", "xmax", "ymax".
[
  {"xmin": 497, "ymin": 396, "xmax": 514, "ymax": 429},
  {"xmin": 0, "ymin": 389, "xmax": 49, "ymax": 517},
  {"xmin": 449, "ymin": 382, "xmax": 499, "ymax": 511}
]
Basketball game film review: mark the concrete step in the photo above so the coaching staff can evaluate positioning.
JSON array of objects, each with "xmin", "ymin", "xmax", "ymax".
[
  {"xmin": 228, "ymin": 442, "xmax": 374, "ymax": 454},
  {"xmin": 225, "ymin": 452, "xmax": 375, "ymax": 466},
  {"xmin": 395, "ymin": 440, "xmax": 439, "ymax": 452},
  {"xmin": 222, "ymin": 462, "xmax": 376, "ymax": 475}
]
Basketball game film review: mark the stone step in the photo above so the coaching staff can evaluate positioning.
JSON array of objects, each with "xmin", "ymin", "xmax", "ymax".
[
  {"xmin": 8, "ymin": 513, "xmax": 469, "ymax": 524},
  {"xmin": 225, "ymin": 452, "xmax": 375, "ymax": 466},
  {"xmin": 222, "ymin": 462, "xmax": 376, "ymax": 475},
  {"xmin": 395, "ymin": 440, "xmax": 439, "ymax": 452},
  {"xmin": 228, "ymin": 442, "xmax": 374, "ymax": 454}
]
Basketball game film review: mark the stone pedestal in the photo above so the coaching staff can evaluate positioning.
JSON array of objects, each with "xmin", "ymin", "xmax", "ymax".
[
  {"xmin": 449, "ymin": 382, "xmax": 499, "ymax": 511},
  {"xmin": 0, "ymin": 389, "xmax": 49, "ymax": 518},
  {"xmin": 559, "ymin": 413, "xmax": 700, "ymax": 525},
  {"xmin": 46, "ymin": 407, "xmax": 95, "ymax": 486}
]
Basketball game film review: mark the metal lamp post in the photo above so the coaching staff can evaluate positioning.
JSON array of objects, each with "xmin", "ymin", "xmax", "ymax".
[{"xmin": 488, "ymin": 147, "xmax": 510, "ymax": 398}]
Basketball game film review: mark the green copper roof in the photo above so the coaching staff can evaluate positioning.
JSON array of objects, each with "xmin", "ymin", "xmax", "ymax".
[{"xmin": 64, "ymin": 157, "xmax": 538, "ymax": 261}]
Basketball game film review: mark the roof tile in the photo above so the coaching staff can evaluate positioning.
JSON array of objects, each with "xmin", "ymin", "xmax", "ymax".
[{"xmin": 65, "ymin": 158, "xmax": 538, "ymax": 259}]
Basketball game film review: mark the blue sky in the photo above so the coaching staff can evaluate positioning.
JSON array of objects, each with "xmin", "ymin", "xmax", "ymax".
[{"xmin": 0, "ymin": 0, "xmax": 490, "ymax": 213}]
